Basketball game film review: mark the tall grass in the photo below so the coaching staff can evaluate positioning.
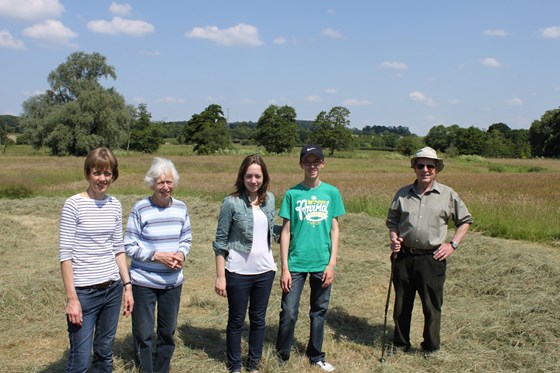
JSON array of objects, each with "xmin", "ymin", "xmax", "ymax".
[{"xmin": 1, "ymin": 145, "xmax": 559, "ymax": 243}]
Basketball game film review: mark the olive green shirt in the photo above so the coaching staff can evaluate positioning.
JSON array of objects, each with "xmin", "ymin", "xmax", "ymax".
[{"xmin": 386, "ymin": 180, "xmax": 473, "ymax": 250}]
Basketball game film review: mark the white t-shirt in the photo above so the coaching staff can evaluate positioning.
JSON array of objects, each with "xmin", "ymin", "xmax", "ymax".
[{"xmin": 226, "ymin": 207, "xmax": 277, "ymax": 275}]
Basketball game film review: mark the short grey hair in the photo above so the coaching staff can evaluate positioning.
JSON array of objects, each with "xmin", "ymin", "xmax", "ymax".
[{"xmin": 144, "ymin": 157, "xmax": 180, "ymax": 188}]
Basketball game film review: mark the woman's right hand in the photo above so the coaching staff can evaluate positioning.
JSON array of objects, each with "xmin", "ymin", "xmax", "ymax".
[
  {"xmin": 66, "ymin": 298, "xmax": 83, "ymax": 325},
  {"xmin": 215, "ymin": 277, "xmax": 227, "ymax": 297}
]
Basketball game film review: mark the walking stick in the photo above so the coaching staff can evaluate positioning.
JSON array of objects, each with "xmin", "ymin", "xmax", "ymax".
[{"xmin": 379, "ymin": 253, "xmax": 396, "ymax": 363}]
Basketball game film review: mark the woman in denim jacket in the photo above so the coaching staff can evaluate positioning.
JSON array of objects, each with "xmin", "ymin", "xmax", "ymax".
[{"xmin": 213, "ymin": 154, "xmax": 278, "ymax": 373}]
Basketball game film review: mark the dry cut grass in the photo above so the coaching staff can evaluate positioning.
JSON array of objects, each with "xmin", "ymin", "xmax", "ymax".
[{"xmin": 1, "ymin": 195, "xmax": 559, "ymax": 372}]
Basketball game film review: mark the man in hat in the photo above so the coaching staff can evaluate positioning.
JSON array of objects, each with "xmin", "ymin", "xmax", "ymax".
[
  {"xmin": 276, "ymin": 144, "xmax": 346, "ymax": 372},
  {"xmin": 386, "ymin": 147, "xmax": 472, "ymax": 356}
]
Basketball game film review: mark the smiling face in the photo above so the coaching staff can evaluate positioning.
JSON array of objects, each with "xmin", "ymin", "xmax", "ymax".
[
  {"xmin": 152, "ymin": 171, "xmax": 175, "ymax": 204},
  {"xmin": 414, "ymin": 157, "xmax": 438, "ymax": 188},
  {"xmin": 244, "ymin": 163, "xmax": 264, "ymax": 198},
  {"xmin": 87, "ymin": 168, "xmax": 113, "ymax": 199},
  {"xmin": 300, "ymin": 154, "xmax": 324, "ymax": 179}
]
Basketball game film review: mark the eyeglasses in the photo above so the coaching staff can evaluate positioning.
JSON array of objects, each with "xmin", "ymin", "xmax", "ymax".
[
  {"xmin": 302, "ymin": 160, "xmax": 323, "ymax": 167},
  {"xmin": 415, "ymin": 163, "xmax": 436, "ymax": 170}
]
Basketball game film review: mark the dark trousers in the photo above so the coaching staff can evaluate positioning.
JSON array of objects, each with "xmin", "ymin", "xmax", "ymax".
[
  {"xmin": 225, "ymin": 270, "xmax": 275, "ymax": 372},
  {"xmin": 131, "ymin": 285, "xmax": 182, "ymax": 373},
  {"xmin": 276, "ymin": 272, "xmax": 331, "ymax": 364},
  {"xmin": 392, "ymin": 252, "xmax": 446, "ymax": 351}
]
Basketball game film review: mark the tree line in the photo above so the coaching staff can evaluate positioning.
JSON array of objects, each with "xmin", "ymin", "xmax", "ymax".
[{"xmin": 5, "ymin": 51, "xmax": 560, "ymax": 158}]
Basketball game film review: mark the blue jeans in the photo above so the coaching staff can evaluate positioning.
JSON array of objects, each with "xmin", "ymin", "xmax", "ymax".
[
  {"xmin": 276, "ymin": 272, "xmax": 331, "ymax": 364},
  {"xmin": 226, "ymin": 270, "xmax": 275, "ymax": 372},
  {"xmin": 131, "ymin": 285, "xmax": 182, "ymax": 373},
  {"xmin": 66, "ymin": 280, "xmax": 123, "ymax": 373}
]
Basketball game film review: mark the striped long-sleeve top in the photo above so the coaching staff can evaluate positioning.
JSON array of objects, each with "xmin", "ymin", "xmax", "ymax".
[
  {"xmin": 59, "ymin": 194, "xmax": 124, "ymax": 287},
  {"xmin": 124, "ymin": 197, "xmax": 192, "ymax": 289}
]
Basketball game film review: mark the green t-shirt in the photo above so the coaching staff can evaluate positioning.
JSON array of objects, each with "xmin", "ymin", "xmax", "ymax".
[{"xmin": 279, "ymin": 181, "xmax": 346, "ymax": 272}]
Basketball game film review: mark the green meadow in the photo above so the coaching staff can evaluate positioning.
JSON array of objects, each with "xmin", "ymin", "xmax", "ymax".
[{"xmin": 1, "ymin": 145, "xmax": 559, "ymax": 372}]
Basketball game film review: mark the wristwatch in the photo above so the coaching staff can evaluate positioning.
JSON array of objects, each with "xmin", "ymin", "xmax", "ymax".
[{"xmin": 450, "ymin": 241, "xmax": 459, "ymax": 250}]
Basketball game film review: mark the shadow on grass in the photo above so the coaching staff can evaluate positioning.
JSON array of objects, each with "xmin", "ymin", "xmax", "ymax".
[
  {"xmin": 327, "ymin": 306, "xmax": 389, "ymax": 347},
  {"xmin": 177, "ymin": 322, "xmax": 307, "ymax": 363},
  {"xmin": 37, "ymin": 334, "xmax": 136, "ymax": 373}
]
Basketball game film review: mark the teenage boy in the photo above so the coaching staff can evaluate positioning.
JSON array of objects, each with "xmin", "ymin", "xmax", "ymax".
[{"xmin": 276, "ymin": 144, "xmax": 346, "ymax": 372}]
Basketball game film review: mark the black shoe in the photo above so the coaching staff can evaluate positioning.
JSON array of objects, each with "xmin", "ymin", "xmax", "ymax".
[{"xmin": 423, "ymin": 349, "xmax": 439, "ymax": 358}]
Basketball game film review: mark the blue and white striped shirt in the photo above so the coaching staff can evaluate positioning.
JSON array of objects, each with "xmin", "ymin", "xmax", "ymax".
[
  {"xmin": 124, "ymin": 197, "xmax": 192, "ymax": 289},
  {"xmin": 59, "ymin": 194, "xmax": 124, "ymax": 287}
]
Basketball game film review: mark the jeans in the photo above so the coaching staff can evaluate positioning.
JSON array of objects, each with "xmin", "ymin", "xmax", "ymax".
[
  {"xmin": 226, "ymin": 270, "xmax": 275, "ymax": 372},
  {"xmin": 276, "ymin": 272, "xmax": 331, "ymax": 364},
  {"xmin": 132, "ymin": 285, "xmax": 182, "ymax": 373},
  {"xmin": 392, "ymin": 252, "xmax": 446, "ymax": 351},
  {"xmin": 66, "ymin": 280, "xmax": 123, "ymax": 373}
]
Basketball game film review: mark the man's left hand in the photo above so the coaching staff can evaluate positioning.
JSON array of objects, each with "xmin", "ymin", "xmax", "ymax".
[{"xmin": 433, "ymin": 243, "xmax": 455, "ymax": 261}]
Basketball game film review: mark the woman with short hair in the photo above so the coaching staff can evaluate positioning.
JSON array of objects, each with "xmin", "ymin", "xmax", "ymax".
[
  {"xmin": 59, "ymin": 147, "xmax": 133, "ymax": 373},
  {"xmin": 124, "ymin": 157, "xmax": 192, "ymax": 373}
]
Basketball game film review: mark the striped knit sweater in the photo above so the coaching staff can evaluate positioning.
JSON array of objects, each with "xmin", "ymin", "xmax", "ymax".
[
  {"xmin": 124, "ymin": 197, "xmax": 192, "ymax": 289},
  {"xmin": 59, "ymin": 194, "xmax": 123, "ymax": 287}
]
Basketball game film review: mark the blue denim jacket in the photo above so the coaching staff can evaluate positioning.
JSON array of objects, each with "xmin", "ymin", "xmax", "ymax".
[{"xmin": 213, "ymin": 192, "xmax": 278, "ymax": 256}]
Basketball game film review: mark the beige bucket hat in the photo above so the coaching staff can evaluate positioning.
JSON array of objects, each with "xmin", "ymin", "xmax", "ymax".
[{"xmin": 410, "ymin": 147, "xmax": 445, "ymax": 172}]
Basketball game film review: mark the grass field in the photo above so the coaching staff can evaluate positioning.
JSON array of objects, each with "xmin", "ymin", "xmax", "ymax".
[{"xmin": 1, "ymin": 145, "xmax": 559, "ymax": 372}]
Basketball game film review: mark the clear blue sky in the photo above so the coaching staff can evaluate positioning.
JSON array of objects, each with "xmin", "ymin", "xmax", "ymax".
[{"xmin": 1, "ymin": 0, "xmax": 560, "ymax": 135}]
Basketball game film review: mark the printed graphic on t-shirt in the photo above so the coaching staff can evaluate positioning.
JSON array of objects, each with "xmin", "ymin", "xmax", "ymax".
[{"xmin": 295, "ymin": 195, "xmax": 330, "ymax": 224}]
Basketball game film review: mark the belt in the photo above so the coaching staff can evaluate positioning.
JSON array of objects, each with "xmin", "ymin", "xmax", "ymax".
[
  {"xmin": 402, "ymin": 246, "xmax": 436, "ymax": 255},
  {"xmin": 76, "ymin": 280, "xmax": 117, "ymax": 290}
]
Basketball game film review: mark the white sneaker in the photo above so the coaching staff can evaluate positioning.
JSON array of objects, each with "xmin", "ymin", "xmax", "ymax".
[{"xmin": 315, "ymin": 361, "xmax": 335, "ymax": 372}]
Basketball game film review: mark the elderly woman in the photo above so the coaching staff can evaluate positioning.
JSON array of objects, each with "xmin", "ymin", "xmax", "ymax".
[
  {"xmin": 59, "ymin": 147, "xmax": 133, "ymax": 373},
  {"xmin": 124, "ymin": 157, "xmax": 192, "ymax": 373}
]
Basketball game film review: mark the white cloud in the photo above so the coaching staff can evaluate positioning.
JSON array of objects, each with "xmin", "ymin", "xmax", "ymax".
[
  {"xmin": 541, "ymin": 26, "xmax": 560, "ymax": 39},
  {"xmin": 273, "ymin": 36, "xmax": 287, "ymax": 45},
  {"xmin": 305, "ymin": 95, "xmax": 321, "ymax": 102},
  {"xmin": 185, "ymin": 23, "xmax": 263, "ymax": 47},
  {"xmin": 0, "ymin": 0, "xmax": 64, "ymax": 20},
  {"xmin": 87, "ymin": 17, "xmax": 154, "ymax": 36},
  {"xmin": 109, "ymin": 2, "xmax": 132, "ymax": 16},
  {"xmin": 409, "ymin": 91, "xmax": 436, "ymax": 107},
  {"xmin": 155, "ymin": 96, "xmax": 185, "ymax": 103},
  {"xmin": 321, "ymin": 28, "xmax": 343, "ymax": 39},
  {"xmin": 0, "ymin": 29, "xmax": 25, "ymax": 49},
  {"xmin": 23, "ymin": 20, "xmax": 77, "ymax": 47},
  {"xmin": 505, "ymin": 98, "xmax": 523, "ymax": 106},
  {"xmin": 483, "ymin": 29, "xmax": 509, "ymax": 37},
  {"xmin": 379, "ymin": 61, "xmax": 408, "ymax": 70},
  {"xmin": 325, "ymin": 88, "xmax": 337, "ymax": 94},
  {"xmin": 343, "ymin": 99, "xmax": 372, "ymax": 107},
  {"xmin": 480, "ymin": 57, "xmax": 501, "ymax": 68}
]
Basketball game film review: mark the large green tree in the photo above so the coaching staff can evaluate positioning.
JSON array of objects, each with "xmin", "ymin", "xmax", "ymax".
[
  {"xmin": 255, "ymin": 105, "xmax": 298, "ymax": 154},
  {"xmin": 396, "ymin": 135, "xmax": 425, "ymax": 156},
  {"xmin": 127, "ymin": 104, "xmax": 162, "ymax": 153},
  {"xmin": 529, "ymin": 108, "xmax": 560, "ymax": 157},
  {"xmin": 182, "ymin": 104, "xmax": 232, "ymax": 155},
  {"xmin": 454, "ymin": 126, "xmax": 486, "ymax": 155},
  {"xmin": 310, "ymin": 106, "xmax": 353, "ymax": 156},
  {"xmin": 20, "ymin": 52, "xmax": 131, "ymax": 155}
]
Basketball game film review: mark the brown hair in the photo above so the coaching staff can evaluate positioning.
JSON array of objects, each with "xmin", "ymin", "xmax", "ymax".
[
  {"xmin": 232, "ymin": 154, "xmax": 269, "ymax": 204},
  {"xmin": 83, "ymin": 147, "xmax": 119, "ymax": 182}
]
